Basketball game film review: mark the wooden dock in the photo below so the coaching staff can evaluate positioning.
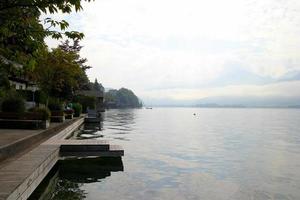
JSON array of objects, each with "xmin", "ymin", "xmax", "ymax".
[
  {"xmin": 0, "ymin": 118, "xmax": 82, "ymax": 162},
  {"xmin": 0, "ymin": 117, "xmax": 124, "ymax": 200}
]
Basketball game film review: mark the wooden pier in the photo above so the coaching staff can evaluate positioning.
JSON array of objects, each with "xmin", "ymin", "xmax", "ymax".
[{"xmin": 0, "ymin": 117, "xmax": 123, "ymax": 200}]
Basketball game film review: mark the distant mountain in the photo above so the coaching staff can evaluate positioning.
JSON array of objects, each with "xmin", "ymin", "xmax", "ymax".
[
  {"xmin": 142, "ymin": 68, "xmax": 300, "ymax": 108},
  {"xmin": 196, "ymin": 96, "xmax": 300, "ymax": 107},
  {"xmin": 143, "ymin": 95, "xmax": 300, "ymax": 108}
]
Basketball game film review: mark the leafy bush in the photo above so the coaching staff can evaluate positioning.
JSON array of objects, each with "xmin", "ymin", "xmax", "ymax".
[
  {"xmin": 48, "ymin": 98, "xmax": 64, "ymax": 111},
  {"xmin": 35, "ymin": 90, "xmax": 47, "ymax": 104},
  {"xmin": 15, "ymin": 90, "xmax": 31, "ymax": 101},
  {"xmin": 73, "ymin": 95, "xmax": 95, "ymax": 113},
  {"xmin": 0, "ymin": 66, "xmax": 10, "ymax": 92},
  {"xmin": 28, "ymin": 107, "xmax": 51, "ymax": 120},
  {"xmin": 1, "ymin": 92, "xmax": 25, "ymax": 113},
  {"xmin": 72, "ymin": 103, "xmax": 82, "ymax": 117}
]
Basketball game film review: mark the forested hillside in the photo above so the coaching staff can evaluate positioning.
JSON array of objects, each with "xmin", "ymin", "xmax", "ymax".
[{"xmin": 104, "ymin": 88, "xmax": 142, "ymax": 108}]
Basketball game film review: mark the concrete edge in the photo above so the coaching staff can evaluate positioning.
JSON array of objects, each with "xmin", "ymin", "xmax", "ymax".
[{"xmin": 0, "ymin": 117, "xmax": 84, "ymax": 163}]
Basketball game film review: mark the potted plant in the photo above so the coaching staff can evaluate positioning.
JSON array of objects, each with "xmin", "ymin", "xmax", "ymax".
[
  {"xmin": 48, "ymin": 98, "xmax": 65, "ymax": 122},
  {"xmin": 0, "ymin": 92, "xmax": 51, "ymax": 129},
  {"xmin": 28, "ymin": 107, "xmax": 51, "ymax": 129},
  {"xmin": 72, "ymin": 103, "xmax": 82, "ymax": 117}
]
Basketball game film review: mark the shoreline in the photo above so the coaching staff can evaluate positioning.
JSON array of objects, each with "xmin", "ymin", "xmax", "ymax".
[{"xmin": 0, "ymin": 117, "xmax": 123, "ymax": 200}]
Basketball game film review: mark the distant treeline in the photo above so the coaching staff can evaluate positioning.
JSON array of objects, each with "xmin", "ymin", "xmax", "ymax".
[{"xmin": 104, "ymin": 88, "xmax": 142, "ymax": 108}]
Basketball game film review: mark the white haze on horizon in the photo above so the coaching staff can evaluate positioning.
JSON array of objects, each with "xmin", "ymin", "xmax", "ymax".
[{"xmin": 44, "ymin": 0, "xmax": 300, "ymax": 105}]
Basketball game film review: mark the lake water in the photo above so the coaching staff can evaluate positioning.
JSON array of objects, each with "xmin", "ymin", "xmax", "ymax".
[{"xmin": 30, "ymin": 108, "xmax": 300, "ymax": 200}]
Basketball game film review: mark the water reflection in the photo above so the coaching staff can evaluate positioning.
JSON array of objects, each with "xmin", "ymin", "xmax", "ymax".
[
  {"xmin": 102, "ymin": 109, "xmax": 137, "ymax": 142},
  {"xmin": 73, "ymin": 109, "xmax": 137, "ymax": 141},
  {"xmin": 73, "ymin": 109, "xmax": 136, "ymax": 140},
  {"xmin": 72, "ymin": 122, "xmax": 104, "ymax": 140},
  {"xmin": 105, "ymin": 109, "xmax": 136, "ymax": 131},
  {"xmin": 30, "ymin": 108, "xmax": 300, "ymax": 200},
  {"xmin": 60, "ymin": 157, "xmax": 123, "ymax": 182},
  {"xmin": 83, "ymin": 122, "xmax": 103, "ymax": 132},
  {"xmin": 29, "ymin": 157, "xmax": 123, "ymax": 200}
]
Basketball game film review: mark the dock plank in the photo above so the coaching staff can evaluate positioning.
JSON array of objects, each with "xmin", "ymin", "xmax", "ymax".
[
  {"xmin": 0, "ymin": 116, "xmax": 124, "ymax": 200},
  {"xmin": 60, "ymin": 145, "xmax": 124, "ymax": 157},
  {"xmin": 0, "ymin": 145, "xmax": 59, "ymax": 200}
]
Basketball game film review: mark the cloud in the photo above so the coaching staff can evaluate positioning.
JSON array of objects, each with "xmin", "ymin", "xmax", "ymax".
[{"xmin": 43, "ymin": 0, "xmax": 300, "ymax": 102}]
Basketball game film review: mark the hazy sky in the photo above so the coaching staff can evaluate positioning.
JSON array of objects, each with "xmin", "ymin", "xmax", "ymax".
[{"xmin": 45, "ymin": 0, "xmax": 300, "ymax": 103}]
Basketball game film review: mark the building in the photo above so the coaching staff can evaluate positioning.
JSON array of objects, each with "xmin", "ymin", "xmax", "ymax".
[
  {"xmin": 8, "ymin": 76, "xmax": 39, "ymax": 108},
  {"xmin": 76, "ymin": 90, "xmax": 105, "ymax": 112},
  {"xmin": 1, "ymin": 55, "xmax": 39, "ymax": 106}
]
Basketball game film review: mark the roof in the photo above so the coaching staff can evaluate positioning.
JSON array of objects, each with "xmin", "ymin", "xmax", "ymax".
[
  {"xmin": 8, "ymin": 76, "xmax": 38, "ymax": 89},
  {"xmin": 8, "ymin": 76, "xmax": 29, "ymax": 84}
]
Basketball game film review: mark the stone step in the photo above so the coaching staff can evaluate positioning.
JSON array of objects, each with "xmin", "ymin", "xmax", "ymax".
[
  {"xmin": 55, "ymin": 139, "xmax": 110, "ymax": 152},
  {"xmin": 60, "ymin": 144, "xmax": 110, "ymax": 152},
  {"xmin": 60, "ymin": 145, "xmax": 124, "ymax": 157}
]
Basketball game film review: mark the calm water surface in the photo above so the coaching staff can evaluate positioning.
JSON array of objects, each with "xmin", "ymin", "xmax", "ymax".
[{"xmin": 32, "ymin": 108, "xmax": 300, "ymax": 200}]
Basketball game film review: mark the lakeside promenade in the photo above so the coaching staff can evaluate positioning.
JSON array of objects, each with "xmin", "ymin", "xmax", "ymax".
[
  {"xmin": 0, "ymin": 119, "xmax": 80, "ymax": 163},
  {"xmin": 0, "ymin": 117, "xmax": 123, "ymax": 200}
]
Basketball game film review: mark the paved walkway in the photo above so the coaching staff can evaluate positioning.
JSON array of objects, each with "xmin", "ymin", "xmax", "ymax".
[
  {"xmin": 0, "ymin": 123, "xmax": 61, "ymax": 148},
  {"xmin": 0, "ymin": 117, "xmax": 124, "ymax": 200},
  {"xmin": 0, "ymin": 119, "xmax": 79, "ymax": 165},
  {"xmin": 0, "ymin": 118, "xmax": 84, "ymax": 200}
]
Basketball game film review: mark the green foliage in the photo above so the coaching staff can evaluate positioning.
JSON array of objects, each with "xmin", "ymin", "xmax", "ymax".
[
  {"xmin": 15, "ymin": 90, "xmax": 32, "ymax": 101},
  {"xmin": 0, "ymin": 0, "xmax": 95, "ymax": 111},
  {"xmin": 91, "ymin": 78, "xmax": 104, "ymax": 91},
  {"xmin": 0, "ymin": 64, "xmax": 10, "ymax": 93},
  {"xmin": 1, "ymin": 91, "xmax": 25, "ymax": 113},
  {"xmin": 0, "ymin": 1, "xmax": 93, "ymax": 15},
  {"xmin": 48, "ymin": 98, "xmax": 64, "ymax": 111},
  {"xmin": 35, "ymin": 48, "xmax": 83, "ymax": 100},
  {"xmin": 35, "ymin": 90, "xmax": 47, "ymax": 104},
  {"xmin": 28, "ymin": 107, "xmax": 51, "ymax": 120},
  {"xmin": 0, "ymin": 0, "xmax": 92, "ymax": 80},
  {"xmin": 104, "ymin": 88, "xmax": 142, "ymax": 108},
  {"xmin": 73, "ymin": 95, "xmax": 95, "ymax": 113},
  {"xmin": 58, "ymin": 39, "xmax": 91, "ymax": 90},
  {"xmin": 72, "ymin": 103, "xmax": 82, "ymax": 117},
  {"xmin": 16, "ymin": 90, "xmax": 47, "ymax": 104},
  {"xmin": 0, "ymin": 4, "xmax": 45, "ymax": 71}
]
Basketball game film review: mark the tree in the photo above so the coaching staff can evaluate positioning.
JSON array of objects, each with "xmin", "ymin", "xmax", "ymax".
[
  {"xmin": 0, "ymin": 1, "xmax": 90, "ymax": 40},
  {"xmin": 0, "ymin": 0, "xmax": 92, "ymax": 76},
  {"xmin": 104, "ymin": 88, "xmax": 142, "ymax": 108},
  {"xmin": 0, "ymin": 64, "xmax": 10, "ymax": 98},
  {"xmin": 35, "ymin": 48, "xmax": 83, "ymax": 102},
  {"xmin": 58, "ymin": 39, "xmax": 91, "ymax": 90},
  {"xmin": 0, "ymin": 56, "xmax": 23, "ymax": 98},
  {"xmin": 59, "ymin": 39, "xmax": 91, "ymax": 71},
  {"xmin": 93, "ymin": 79, "xmax": 104, "ymax": 91},
  {"xmin": 0, "ymin": 4, "xmax": 45, "ymax": 75}
]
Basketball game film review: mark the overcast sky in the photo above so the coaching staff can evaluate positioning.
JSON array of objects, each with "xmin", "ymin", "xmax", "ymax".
[{"xmin": 45, "ymin": 0, "xmax": 300, "ymax": 103}]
